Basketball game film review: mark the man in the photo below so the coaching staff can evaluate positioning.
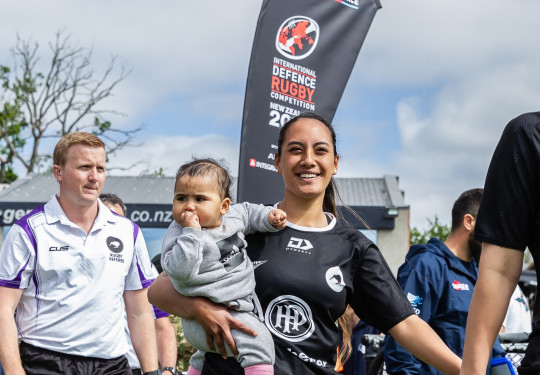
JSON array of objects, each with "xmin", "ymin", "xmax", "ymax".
[
  {"xmin": 0, "ymin": 132, "xmax": 160, "ymax": 374},
  {"xmin": 461, "ymin": 112, "xmax": 540, "ymax": 375},
  {"xmin": 101, "ymin": 193, "xmax": 178, "ymax": 375},
  {"xmin": 384, "ymin": 188, "xmax": 504, "ymax": 374}
]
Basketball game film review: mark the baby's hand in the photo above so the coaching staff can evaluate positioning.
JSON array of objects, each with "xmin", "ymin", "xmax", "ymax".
[
  {"xmin": 269, "ymin": 209, "xmax": 287, "ymax": 229},
  {"xmin": 179, "ymin": 211, "xmax": 201, "ymax": 230}
]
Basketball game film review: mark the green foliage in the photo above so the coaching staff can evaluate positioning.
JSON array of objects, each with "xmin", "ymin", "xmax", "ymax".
[
  {"xmin": 0, "ymin": 72, "xmax": 28, "ymax": 183},
  {"xmin": 169, "ymin": 315, "xmax": 197, "ymax": 372},
  {"xmin": 410, "ymin": 215, "xmax": 451, "ymax": 245}
]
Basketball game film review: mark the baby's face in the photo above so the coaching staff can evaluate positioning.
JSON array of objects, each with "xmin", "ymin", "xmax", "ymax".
[{"xmin": 173, "ymin": 174, "xmax": 229, "ymax": 229}]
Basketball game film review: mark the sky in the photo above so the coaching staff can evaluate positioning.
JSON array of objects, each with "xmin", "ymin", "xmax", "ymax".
[{"xmin": 1, "ymin": 0, "xmax": 539, "ymax": 230}]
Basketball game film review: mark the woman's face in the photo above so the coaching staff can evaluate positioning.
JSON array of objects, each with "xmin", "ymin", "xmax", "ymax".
[{"xmin": 275, "ymin": 117, "xmax": 339, "ymax": 201}]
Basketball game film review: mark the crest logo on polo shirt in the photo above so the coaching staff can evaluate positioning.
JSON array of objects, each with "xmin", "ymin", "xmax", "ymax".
[
  {"xmin": 264, "ymin": 295, "xmax": 315, "ymax": 342},
  {"xmin": 107, "ymin": 236, "xmax": 124, "ymax": 253}
]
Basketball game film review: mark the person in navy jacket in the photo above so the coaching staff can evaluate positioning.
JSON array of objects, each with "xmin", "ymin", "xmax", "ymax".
[{"xmin": 384, "ymin": 188, "xmax": 505, "ymax": 374}]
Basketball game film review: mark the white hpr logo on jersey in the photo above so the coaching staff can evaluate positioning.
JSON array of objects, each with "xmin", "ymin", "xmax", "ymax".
[
  {"xmin": 287, "ymin": 237, "xmax": 313, "ymax": 250},
  {"xmin": 265, "ymin": 295, "xmax": 315, "ymax": 342},
  {"xmin": 325, "ymin": 266, "xmax": 346, "ymax": 292}
]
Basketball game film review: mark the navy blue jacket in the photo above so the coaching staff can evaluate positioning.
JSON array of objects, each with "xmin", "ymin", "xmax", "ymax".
[{"xmin": 383, "ymin": 238, "xmax": 504, "ymax": 374}]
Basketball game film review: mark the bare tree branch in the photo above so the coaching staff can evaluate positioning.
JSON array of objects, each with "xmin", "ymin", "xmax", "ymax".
[{"xmin": 0, "ymin": 29, "xmax": 141, "ymax": 181}]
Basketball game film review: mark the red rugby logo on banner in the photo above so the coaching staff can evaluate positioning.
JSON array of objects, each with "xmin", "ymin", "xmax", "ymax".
[{"xmin": 275, "ymin": 16, "xmax": 319, "ymax": 60}]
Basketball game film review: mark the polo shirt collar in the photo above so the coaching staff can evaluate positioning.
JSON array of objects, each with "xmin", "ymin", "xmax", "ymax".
[{"xmin": 45, "ymin": 195, "xmax": 119, "ymax": 232}]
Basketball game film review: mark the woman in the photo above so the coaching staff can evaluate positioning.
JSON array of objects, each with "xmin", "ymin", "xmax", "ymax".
[{"xmin": 149, "ymin": 112, "xmax": 461, "ymax": 374}]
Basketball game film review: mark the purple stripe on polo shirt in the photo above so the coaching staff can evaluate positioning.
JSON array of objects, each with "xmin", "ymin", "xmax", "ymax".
[
  {"xmin": 7, "ymin": 206, "xmax": 45, "ymax": 292},
  {"xmin": 153, "ymin": 305, "xmax": 170, "ymax": 319},
  {"xmin": 0, "ymin": 258, "xmax": 30, "ymax": 288},
  {"xmin": 137, "ymin": 262, "xmax": 155, "ymax": 289},
  {"xmin": 133, "ymin": 223, "xmax": 140, "ymax": 244},
  {"xmin": 15, "ymin": 205, "xmax": 45, "ymax": 253}
]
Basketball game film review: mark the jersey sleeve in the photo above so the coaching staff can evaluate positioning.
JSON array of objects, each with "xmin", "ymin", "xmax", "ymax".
[
  {"xmin": 125, "ymin": 224, "xmax": 155, "ymax": 290},
  {"xmin": 0, "ymin": 224, "xmax": 36, "ymax": 289},
  {"xmin": 349, "ymin": 244, "xmax": 415, "ymax": 333},
  {"xmin": 475, "ymin": 113, "xmax": 540, "ymax": 250},
  {"xmin": 232, "ymin": 202, "xmax": 278, "ymax": 235}
]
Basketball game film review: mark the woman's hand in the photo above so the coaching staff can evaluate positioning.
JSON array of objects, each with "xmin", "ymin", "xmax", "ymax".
[
  {"xmin": 148, "ymin": 273, "xmax": 257, "ymax": 358},
  {"xmin": 192, "ymin": 298, "xmax": 257, "ymax": 358}
]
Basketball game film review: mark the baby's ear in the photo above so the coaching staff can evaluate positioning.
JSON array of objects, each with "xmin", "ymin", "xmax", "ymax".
[{"xmin": 220, "ymin": 198, "xmax": 231, "ymax": 215}]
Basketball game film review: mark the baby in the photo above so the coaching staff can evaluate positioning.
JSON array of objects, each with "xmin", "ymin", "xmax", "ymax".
[{"xmin": 161, "ymin": 158, "xmax": 286, "ymax": 375}]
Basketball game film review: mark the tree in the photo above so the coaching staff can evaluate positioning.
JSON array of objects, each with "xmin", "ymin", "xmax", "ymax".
[
  {"xmin": 410, "ymin": 215, "xmax": 451, "ymax": 245},
  {"xmin": 0, "ymin": 30, "xmax": 141, "ymax": 182},
  {"xmin": 0, "ymin": 66, "xmax": 27, "ymax": 182}
]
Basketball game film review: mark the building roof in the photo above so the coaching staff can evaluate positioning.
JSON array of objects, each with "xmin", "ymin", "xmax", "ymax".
[{"xmin": 0, "ymin": 173, "xmax": 407, "ymax": 228}]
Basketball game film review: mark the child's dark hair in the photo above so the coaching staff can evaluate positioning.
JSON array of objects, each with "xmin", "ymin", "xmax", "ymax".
[{"xmin": 175, "ymin": 158, "xmax": 232, "ymax": 200}]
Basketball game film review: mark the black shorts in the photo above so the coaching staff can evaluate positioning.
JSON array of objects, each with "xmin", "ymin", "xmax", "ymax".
[{"xmin": 19, "ymin": 341, "xmax": 131, "ymax": 375}]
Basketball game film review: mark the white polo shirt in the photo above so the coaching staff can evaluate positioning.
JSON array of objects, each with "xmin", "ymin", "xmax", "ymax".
[{"xmin": 0, "ymin": 196, "xmax": 155, "ymax": 358}]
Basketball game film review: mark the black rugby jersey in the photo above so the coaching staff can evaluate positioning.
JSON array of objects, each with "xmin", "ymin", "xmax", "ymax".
[{"xmin": 202, "ymin": 219, "xmax": 413, "ymax": 374}]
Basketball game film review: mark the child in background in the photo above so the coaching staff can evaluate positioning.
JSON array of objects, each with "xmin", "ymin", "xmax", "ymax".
[{"xmin": 161, "ymin": 158, "xmax": 286, "ymax": 375}]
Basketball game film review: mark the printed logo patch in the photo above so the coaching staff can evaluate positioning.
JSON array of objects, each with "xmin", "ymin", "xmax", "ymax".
[
  {"xmin": 49, "ymin": 245, "xmax": 69, "ymax": 251},
  {"xmin": 106, "ymin": 236, "xmax": 124, "ymax": 253},
  {"xmin": 275, "ymin": 16, "xmax": 319, "ymax": 60},
  {"xmin": 452, "ymin": 280, "xmax": 470, "ymax": 291},
  {"xmin": 325, "ymin": 266, "xmax": 346, "ymax": 292},
  {"xmin": 265, "ymin": 295, "xmax": 315, "ymax": 342},
  {"xmin": 407, "ymin": 292, "xmax": 423, "ymax": 315},
  {"xmin": 286, "ymin": 237, "xmax": 313, "ymax": 254}
]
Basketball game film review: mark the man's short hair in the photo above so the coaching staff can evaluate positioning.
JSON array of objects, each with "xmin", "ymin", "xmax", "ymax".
[
  {"xmin": 451, "ymin": 188, "xmax": 484, "ymax": 231},
  {"xmin": 99, "ymin": 193, "xmax": 127, "ymax": 216},
  {"xmin": 53, "ymin": 132, "xmax": 105, "ymax": 166}
]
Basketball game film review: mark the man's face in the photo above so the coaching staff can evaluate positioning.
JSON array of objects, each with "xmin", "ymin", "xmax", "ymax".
[{"xmin": 54, "ymin": 144, "xmax": 106, "ymax": 209}]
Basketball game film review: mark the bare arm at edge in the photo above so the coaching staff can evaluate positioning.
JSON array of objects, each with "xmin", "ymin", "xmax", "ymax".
[
  {"xmin": 125, "ymin": 288, "xmax": 159, "ymax": 372},
  {"xmin": 0, "ymin": 286, "xmax": 25, "ymax": 375},
  {"xmin": 389, "ymin": 314, "xmax": 462, "ymax": 375},
  {"xmin": 154, "ymin": 316, "xmax": 178, "ymax": 371},
  {"xmin": 460, "ymin": 243, "xmax": 523, "ymax": 375},
  {"xmin": 147, "ymin": 272, "xmax": 257, "ymax": 357}
]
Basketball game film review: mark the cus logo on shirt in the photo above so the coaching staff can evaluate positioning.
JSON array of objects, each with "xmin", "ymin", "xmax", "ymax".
[{"xmin": 49, "ymin": 245, "xmax": 69, "ymax": 251}]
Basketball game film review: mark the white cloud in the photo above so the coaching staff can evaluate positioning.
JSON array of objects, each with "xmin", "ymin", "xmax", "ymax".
[
  {"xmin": 2, "ymin": 0, "xmax": 540, "ymax": 231},
  {"xmin": 109, "ymin": 133, "xmax": 240, "ymax": 177}
]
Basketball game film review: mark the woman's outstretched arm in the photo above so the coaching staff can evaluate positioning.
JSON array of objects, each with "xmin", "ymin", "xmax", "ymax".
[
  {"xmin": 389, "ymin": 314, "xmax": 462, "ymax": 375},
  {"xmin": 148, "ymin": 272, "xmax": 257, "ymax": 357}
]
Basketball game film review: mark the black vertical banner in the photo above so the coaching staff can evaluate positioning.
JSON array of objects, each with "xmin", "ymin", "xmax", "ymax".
[{"xmin": 237, "ymin": 0, "xmax": 382, "ymax": 204}]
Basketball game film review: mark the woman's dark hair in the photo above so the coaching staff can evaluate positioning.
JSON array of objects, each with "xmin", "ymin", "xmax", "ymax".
[
  {"xmin": 175, "ymin": 157, "xmax": 232, "ymax": 200},
  {"xmin": 277, "ymin": 111, "xmax": 339, "ymax": 216}
]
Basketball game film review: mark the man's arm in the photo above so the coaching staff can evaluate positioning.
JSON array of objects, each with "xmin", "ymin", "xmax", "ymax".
[
  {"xmin": 460, "ymin": 244, "xmax": 523, "ymax": 375},
  {"xmin": 0, "ymin": 286, "xmax": 24, "ymax": 375},
  {"xmin": 124, "ymin": 288, "xmax": 159, "ymax": 373},
  {"xmin": 154, "ymin": 316, "xmax": 177, "ymax": 375}
]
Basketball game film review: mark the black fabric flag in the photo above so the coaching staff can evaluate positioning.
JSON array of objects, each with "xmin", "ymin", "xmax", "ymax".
[{"xmin": 237, "ymin": 0, "xmax": 382, "ymax": 203}]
